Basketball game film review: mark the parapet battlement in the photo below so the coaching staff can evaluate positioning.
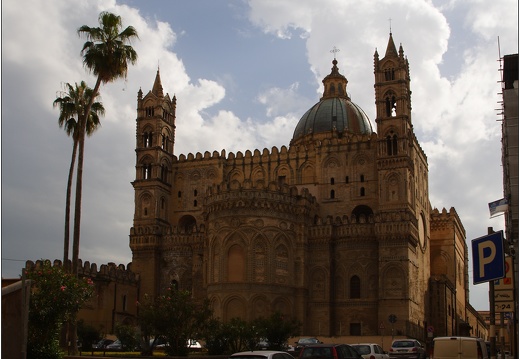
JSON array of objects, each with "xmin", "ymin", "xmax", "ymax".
[{"xmin": 25, "ymin": 259, "xmax": 139, "ymax": 284}]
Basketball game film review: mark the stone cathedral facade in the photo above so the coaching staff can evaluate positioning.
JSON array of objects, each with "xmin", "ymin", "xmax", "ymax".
[{"xmin": 129, "ymin": 34, "xmax": 481, "ymax": 340}]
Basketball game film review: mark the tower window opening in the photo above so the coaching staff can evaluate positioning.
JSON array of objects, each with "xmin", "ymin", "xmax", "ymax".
[
  {"xmin": 360, "ymin": 187, "xmax": 365, "ymax": 196},
  {"xmin": 178, "ymin": 191, "xmax": 182, "ymax": 198},
  {"xmin": 146, "ymin": 106, "xmax": 154, "ymax": 117},
  {"xmin": 161, "ymin": 134, "xmax": 166, "ymax": 149},
  {"xmin": 330, "ymin": 189, "xmax": 335, "ymax": 199},
  {"xmin": 329, "ymin": 84, "xmax": 335, "ymax": 95},
  {"xmin": 160, "ymin": 165, "xmax": 167, "ymax": 182},
  {"xmin": 194, "ymin": 200, "xmax": 197, "ymax": 207},
  {"xmin": 194, "ymin": 189, "xmax": 198, "ymax": 197},
  {"xmin": 278, "ymin": 176, "xmax": 286, "ymax": 187},
  {"xmin": 143, "ymin": 132, "xmax": 153, "ymax": 147},
  {"xmin": 387, "ymin": 134, "xmax": 398, "ymax": 155},
  {"xmin": 385, "ymin": 95, "xmax": 397, "ymax": 117},
  {"xmin": 143, "ymin": 164, "xmax": 152, "ymax": 180},
  {"xmin": 330, "ymin": 177, "xmax": 335, "ymax": 185},
  {"xmin": 360, "ymin": 174, "xmax": 364, "ymax": 182},
  {"xmin": 122, "ymin": 294, "xmax": 127, "ymax": 311},
  {"xmin": 345, "ymin": 176, "xmax": 349, "ymax": 184},
  {"xmin": 384, "ymin": 68, "xmax": 395, "ymax": 81}
]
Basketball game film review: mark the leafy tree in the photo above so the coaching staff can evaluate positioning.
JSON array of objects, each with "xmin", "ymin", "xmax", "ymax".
[
  {"xmin": 201, "ymin": 318, "xmax": 229, "ymax": 355},
  {"xmin": 26, "ymin": 261, "xmax": 94, "ymax": 359},
  {"xmin": 219, "ymin": 317, "xmax": 261, "ymax": 354},
  {"xmin": 76, "ymin": 319, "xmax": 101, "ymax": 350},
  {"xmin": 72, "ymin": 12, "xmax": 138, "ymax": 277},
  {"xmin": 115, "ymin": 324, "xmax": 139, "ymax": 351},
  {"xmin": 53, "ymin": 81, "xmax": 104, "ymax": 270},
  {"xmin": 138, "ymin": 287, "xmax": 213, "ymax": 356},
  {"xmin": 253, "ymin": 312, "xmax": 301, "ymax": 350}
]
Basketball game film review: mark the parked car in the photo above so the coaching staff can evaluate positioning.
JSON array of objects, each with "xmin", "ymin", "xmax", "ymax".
[
  {"xmin": 188, "ymin": 339, "xmax": 202, "ymax": 350},
  {"xmin": 230, "ymin": 350, "xmax": 296, "ymax": 359},
  {"xmin": 106, "ymin": 339, "xmax": 123, "ymax": 351},
  {"xmin": 92, "ymin": 338, "xmax": 114, "ymax": 349},
  {"xmin": 351, "ymin": 343, "xmax": 389, "ymax": 359},
  {"xmin": 299, "ymin": 343, "xmax": 363, "ymax": 359},
  {"xmin": 388, "ymin": 339, "xmax": 426, "ymax": 359},
  {"xmin": 295, "ymin": 337, "xmax": 323, "ymax": 351},
  {"xmin": 150, "ymin": 337, "xmax": 202, "ymax": 350},
  {"xmin": 258, "ymin": 338, "xmax": 270, "ymax": 350}
]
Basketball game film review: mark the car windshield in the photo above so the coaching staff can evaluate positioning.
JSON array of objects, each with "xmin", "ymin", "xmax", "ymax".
[
  {"xmin": 299, "ymin": 338, "xmax": 318, "ymax": 344},
  {"xmin": 393, "ymin": 341, "xmax": 414, "ymax": 348},
  {"xmin": 352, "ymin": 345, "xmax": 370, "ymax": 354},
  {"xmin": 230, "ymin": 356, "xmax": 268, "ymax": 359}
]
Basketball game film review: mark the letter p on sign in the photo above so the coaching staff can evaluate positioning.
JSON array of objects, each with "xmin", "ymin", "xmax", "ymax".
[{"xmin": 472, "ymin": 231, "xmax": 505, "ymax": 284}]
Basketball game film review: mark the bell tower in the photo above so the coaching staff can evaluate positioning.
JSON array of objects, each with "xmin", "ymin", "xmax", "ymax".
[
  {"xmin": 374, "ymin": 32, "xmax": 416, "ymax": 211},
  {"xmin": 374, "ymin": 33, "xmax": 431, "ymax": 336},
  {"xmin": 130, "ymin": 69, "xmax": 176, "ymax": 296}
]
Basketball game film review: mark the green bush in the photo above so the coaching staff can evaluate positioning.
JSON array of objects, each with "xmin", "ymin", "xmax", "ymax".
[
  {"xmin": 115, "ymin": 323, "xmax": 139, "ymax": 351},
  {"xmin": 26, "ymin": 260, "xmax": 94, "ymax": 359}
]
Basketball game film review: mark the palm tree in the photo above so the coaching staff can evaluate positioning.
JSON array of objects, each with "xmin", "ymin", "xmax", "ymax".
[
  {"xmin": 72, "ymin": 12, "xmax": 138, "ymax": 275},
  {"xmin": 53, "ymin": 81, "xmax": 104, "ymax": 272}
]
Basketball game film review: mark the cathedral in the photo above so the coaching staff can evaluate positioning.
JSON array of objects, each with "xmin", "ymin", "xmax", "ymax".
[{"xmin": 129, "ymin": 33, "xmax": 485, "ymax": 340}]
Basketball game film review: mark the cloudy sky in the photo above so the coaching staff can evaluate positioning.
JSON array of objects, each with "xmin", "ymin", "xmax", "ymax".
[{"xmin": 2, "ymin": 0, "xmax": 517, "ymax": 311}]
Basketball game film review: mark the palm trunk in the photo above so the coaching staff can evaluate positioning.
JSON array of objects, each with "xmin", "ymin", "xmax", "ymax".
[
  {"xmin": 71, "ymin": 77, "xmax": 101, "ymax": 276},
  {"xmin": 70, "ymin": 77, "xmax": 101, "ymax": 355},
  {"xmin": 63, "ymin": 137, "xmax": 78, "ymax": 272}
]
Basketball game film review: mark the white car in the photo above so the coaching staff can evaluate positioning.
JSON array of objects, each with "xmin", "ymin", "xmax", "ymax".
[
  {"xmin": 352, "ymin": 343, "xmax": 389, "ymax": 359},
  {"xmin": 230, "ymin": 350, "xmax": 295, "ymax": 359}
]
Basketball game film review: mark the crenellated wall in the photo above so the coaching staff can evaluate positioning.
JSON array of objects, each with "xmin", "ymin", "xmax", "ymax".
[{"xmin": 25, "ymin": 259, "xmax": 139, "ymax": 335}]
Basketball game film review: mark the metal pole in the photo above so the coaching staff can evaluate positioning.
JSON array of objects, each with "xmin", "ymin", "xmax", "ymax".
[{"xmin": 490, "ymin": 227, "xmax": 497, "ymax": 359}]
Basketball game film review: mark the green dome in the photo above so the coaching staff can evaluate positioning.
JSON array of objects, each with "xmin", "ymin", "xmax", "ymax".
[
  {"xmin": 291, "ymin": 59, "xmax": 373, "ymax": 143},
  {"xmin": 292, "ymin": 97, "xmax": 373, "ymax": 142}
]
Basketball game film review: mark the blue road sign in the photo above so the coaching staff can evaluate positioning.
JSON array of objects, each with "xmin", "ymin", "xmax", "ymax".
[{"xmin": 471, "ymin": 231, "xmax": 505, "ymax": 284}]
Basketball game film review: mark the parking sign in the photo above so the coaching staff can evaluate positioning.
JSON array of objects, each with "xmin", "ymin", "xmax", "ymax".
[{"xmin": 471, "ymin": 231, "xmax": 505, "ymax": 284}]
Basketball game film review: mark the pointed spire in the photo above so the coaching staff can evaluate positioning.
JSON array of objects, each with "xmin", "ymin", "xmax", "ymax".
[
  {"xmin": 385, "ymin": 32, "xmax": 398, "ymax": 58},
  {"xmin": 152, "ymin": 68, "xmax": 164, "ymax": 98}
]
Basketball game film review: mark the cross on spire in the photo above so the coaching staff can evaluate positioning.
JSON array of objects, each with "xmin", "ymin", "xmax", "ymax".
[{"xmin": 330, "ymin": 46, "xmax": 340, "ymax": 59}]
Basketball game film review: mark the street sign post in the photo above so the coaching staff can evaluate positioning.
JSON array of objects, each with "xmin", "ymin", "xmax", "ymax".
[{"xmin": 471, "ymin": 231, "xmax": 505, "ymax": 284}]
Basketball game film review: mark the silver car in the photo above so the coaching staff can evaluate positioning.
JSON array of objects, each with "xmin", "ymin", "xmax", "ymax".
[
  {"xmin": 352, "ymin": 343, "xmax": 389, "ymax": 359},
  {"xmin": 230, "ymin": 350, "xmax": 296, "ymax": 359},
  {"xmin": 388, "ymin": 339, "xmax": 426, "ymax": 359}
]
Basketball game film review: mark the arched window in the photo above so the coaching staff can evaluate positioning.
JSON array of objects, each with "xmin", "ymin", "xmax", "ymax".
[
  {"xmin": 160, "ymin": 164, "xmax": 168, "ymax": 182},
  {"xmin": 228, "ymin": 245, "xmax": 245, "ymax": 282},
  {"xmin": 350, "ymin": 275, "xmax": 361, "ymax": 298},
  {"xmin": 330, "ymin": 189, "xmax": 335, "ymax": 199},
  {"xmin": 143, "ymin": 164, "xmax": 152, "ymax": 180},
  {"xmin": 143, "ymin": 132, "xmax": 153, "ymax": 147},
  {"xmin": 360, "ymin": 174, "xmax": 365, "ymax": 182},
  {"xmin": 386, "ymin": 134, "xmax": 398, "ymax": 156},
  {"xmin": 360, "ymin": 187, "xmax": 365, "ymax": 196},
  {"xmin": 330, "ymin": 178, "xmax": 335, "ymax": 185},
  {"xmin": 385, "ymin": 95, "xmax": 397, "ymax": 117}
]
